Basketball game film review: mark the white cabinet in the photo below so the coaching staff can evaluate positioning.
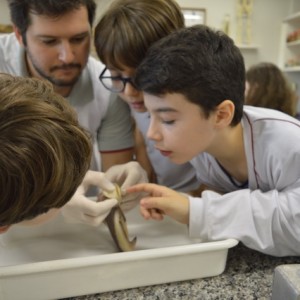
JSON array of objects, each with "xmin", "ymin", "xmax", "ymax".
[
  {"xmin": 279, "ymin": 7, "xmax": 300, "ymax": 112},
  {"xmin": 279, "ymin": 11, "xmax": 300, "ymax": 71}
]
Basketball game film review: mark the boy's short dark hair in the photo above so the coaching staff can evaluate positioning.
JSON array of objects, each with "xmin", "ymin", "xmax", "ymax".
[
  {"xmin": 7, "ymin": 0, "xmax": 96, "ymax": 45},
  {"xmin": 94, "ymin": 0, "xmax": 184, "ymax": 70},
  {"xmin": 0, "ymin": 73, "xmax": 92, "ymax": 226},
  {"xmin": 134, "ymin": 24, "xmax": 246, "ymax": 125}
]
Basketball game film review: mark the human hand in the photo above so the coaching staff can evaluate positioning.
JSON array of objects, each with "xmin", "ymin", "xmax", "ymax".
[
  {"xmin": 126, "ymin": 183, "xmax": 190, "ymax": 224},
  {"xmin": 61, "ymin": 170, "xmax": 118, "ymax": 226},
  {"xmin": 104, "ymin": 161, "xmax": 149, "ymax": 211}
]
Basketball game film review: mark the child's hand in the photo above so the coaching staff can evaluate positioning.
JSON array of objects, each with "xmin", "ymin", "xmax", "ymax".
[
  {"xmin": 105, "ymin": 161, "xmax": 149, "ymax": 211},
  {"xmin": 126, "ymin": 183, "xmax": 189, "ymax": 224},
  {"xmin": 61, "ymin": 170, "xmax": 118, "ymax": 227}
]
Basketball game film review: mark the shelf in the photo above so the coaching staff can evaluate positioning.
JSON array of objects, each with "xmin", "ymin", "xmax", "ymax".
[
  {"xmin": 286, "ymin": 40, "xmax": 300, "ymax": 46},
  {"xmin": 283, "ymin": 11, "xmax": 300, "ymax": 23},
  {"xmin": 237, "ymin": 44, "xmax": 259, "ymax": 50},
  {"xmin": 282, "ymin": 66, "xmax": 300, "ymax": 72},
  {"xmin": 279, "ymin": 10, "xmax": 300, "ymax": 74}
]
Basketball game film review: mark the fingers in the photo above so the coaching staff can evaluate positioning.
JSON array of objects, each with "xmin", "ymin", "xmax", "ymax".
[
  {"xmin": 84, "ymin": 170, "xmax": 115, "ymax": 192},
  {"xmin": 126, "ymin": 183, "xmax": 170, "ymax": 196},
  {"xmin": 121, "ymin": 173, "xmax": 140, "ymax": 189},
  {"xmin": 139, "ymin": 194, "xmax": 189, "ymax": 224},
  {"xmin": 121, "ymin": 167, "xmax": 145, "ymax": 188},
  {"xmin": 95, "ymin": 198, "xmax": 118, "ymax": 214},
  {"xmin": 82, "ymin": 198, "xmax": 118, "ymax": 216},
  {"xmin": 62, "ymin": 196, "xmax": 118, "ymax": 227},
  {"xmin": 150, "ymin": 208, "xmax": 164, "ymax": 220},
  {"xmin": 140, "ymin": 205, "xmax": 164, "ymax": 221},
  {"xmin": 105, "ymin": 162, "xmax": 148, "ymax": 189},
  {"xmin": 139, "ymin": 196, "xmax": 169, "ymax": 221},
  {"xmin": 80, "ymin": 198, "xmax": 118, "ymax": 227},
  {"xmin": 126, "ymin": 183, "xmax": 179, "ymax": 221},
  {"xmin": 140, "ymin": 196, "xmax": 167, "ymax": 212},
  {"xmin": 98, "ymin": 176, "xmax": 116, "ymax": 192}
]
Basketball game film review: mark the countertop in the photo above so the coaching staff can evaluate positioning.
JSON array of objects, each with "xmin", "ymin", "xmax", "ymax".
[{"xmin": 61, "ymin": 244, "xmax": 300, "ymax": 300}]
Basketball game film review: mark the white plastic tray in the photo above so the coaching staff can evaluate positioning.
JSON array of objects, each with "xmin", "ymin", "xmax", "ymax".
[{"xmin": 0, "ymin": 207, "xmax": 238, "ymax": 300}]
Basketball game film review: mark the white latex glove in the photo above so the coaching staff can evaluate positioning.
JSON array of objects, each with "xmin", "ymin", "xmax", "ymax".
[
  {"xmin": 61, "ymin": 170, "xmax": 118, "ymax": 226},
  {"xmin": 104, "ymin": 161, "xmax": 149, "ymax": 211}
]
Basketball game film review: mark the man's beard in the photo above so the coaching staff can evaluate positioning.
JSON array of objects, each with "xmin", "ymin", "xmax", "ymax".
[{"xmin": 26, "ymin": 50, "xmax": 82, "ymax": 87}]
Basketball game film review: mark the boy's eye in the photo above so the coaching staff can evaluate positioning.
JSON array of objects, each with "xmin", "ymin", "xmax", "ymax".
[
  {"xmin": 42, "ymin": 39, "xmax": 57, "ymax": 45},
  {"xmin": 71, "ymin": 36, "xmax": 86, "ymax": 44},
  {"xmin": 162, "ymin": 120, "xmax": 175, "ymax": 125}
]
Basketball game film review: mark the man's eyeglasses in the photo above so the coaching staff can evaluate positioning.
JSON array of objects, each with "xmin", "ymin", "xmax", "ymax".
[{"xmin": 99, "ymin": 67, "xmax": 138, "ymax": 93}]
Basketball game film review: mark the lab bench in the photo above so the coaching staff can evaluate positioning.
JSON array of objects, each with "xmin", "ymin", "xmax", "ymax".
[{"xmin": 62, "ymin": 244, "xmax": 300, "ymax": 300}]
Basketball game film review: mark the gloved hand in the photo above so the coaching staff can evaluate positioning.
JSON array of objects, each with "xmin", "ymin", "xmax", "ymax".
[
  {"xmin": 61, "ymin": 170, "xmax": 118, "ymax": 226},
  {"xmin": 104, "ymin": 161, "xmax": 149, "ymax": 211}
]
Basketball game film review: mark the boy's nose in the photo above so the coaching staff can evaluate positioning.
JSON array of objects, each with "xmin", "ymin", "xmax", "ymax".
[{"xmin": 147, "ymin": 120, "xmax": 161, "ymax": 141}]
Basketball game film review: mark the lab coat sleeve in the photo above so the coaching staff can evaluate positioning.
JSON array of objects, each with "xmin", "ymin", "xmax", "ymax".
[{"xmin": 188, "ymin": 183, "xmax": 300, "ymax": 256}]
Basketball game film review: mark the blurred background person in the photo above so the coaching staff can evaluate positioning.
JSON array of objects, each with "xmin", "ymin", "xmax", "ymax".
[{"xmin": 245, "ymin": 62, "xmax": 299, "ymax": 118}]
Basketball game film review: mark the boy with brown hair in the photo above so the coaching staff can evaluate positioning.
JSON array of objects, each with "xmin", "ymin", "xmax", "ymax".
[
  {"xmin": 94, "ymin": 0, "xmax": 200, "ymax": 195},
  {"xmin": 128, "ymin": 25, "xmax": 300, "ymax": 257},
  {"xmin": 0, "ymin": 73, "xmax": 92, "ymax": 232}
]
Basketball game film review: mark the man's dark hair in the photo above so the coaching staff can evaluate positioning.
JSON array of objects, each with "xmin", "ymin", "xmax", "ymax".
[
  {"xmin": 134, "ymin": 24, "xmax": 246, "ymax": 126},
  {"xmin": 8, "ymin": 0, "xmax": 96, "ymax": 45}
]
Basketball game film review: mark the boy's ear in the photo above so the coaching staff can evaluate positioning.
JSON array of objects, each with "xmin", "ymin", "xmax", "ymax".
[
  {"xmin": 214, "ymin": 100, "xmax": 235, "ymax": 128},
  {"xmin": 13, "ymin": 25, "xmax": 25, "ymax": 46}
]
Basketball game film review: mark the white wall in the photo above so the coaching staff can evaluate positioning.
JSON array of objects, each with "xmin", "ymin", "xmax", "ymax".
[
  {"xmin": 0, "ymin": 0, "xmax": 295, "ymax": 69},
  {"xmin": 92, "ymin": 0, "xmax": 293, "ymax": 69},
  {"xmin": 0, "ymin": 2, "xmax": 10, "ymax": 24},
  {"xmin": 177, "ymin": 0, "xmax": 292, "ymax": 69},
  {"xmin": 2, "ymin": 1, "xmax": 299, "ymax": 107}
]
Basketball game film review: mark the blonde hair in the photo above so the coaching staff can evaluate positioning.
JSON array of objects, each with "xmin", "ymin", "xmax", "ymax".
[
  {"xmin": 94, "ymin": 0, "xmax": 184, "ymax": 69},
  {"xmin": 0, "ymin": 73, "xmax": 92, "ymax": 226}
]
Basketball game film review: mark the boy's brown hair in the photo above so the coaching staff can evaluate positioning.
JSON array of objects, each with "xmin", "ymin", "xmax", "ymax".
[
  {"xmin": 94, "ymin": 0, "xmax": 184, "ymax": 69},
  {"xmin": 0, "ymin": 73, "xmax": 92, "ymax": 226}
]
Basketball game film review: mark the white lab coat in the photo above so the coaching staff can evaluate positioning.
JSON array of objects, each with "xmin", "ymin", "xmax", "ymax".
[
  {"xmin": 189, "ymin": 106, "xmax": 300, "ymax": 256},
  {"xmin": 0, "ymin": 33, "xmax": 134, "ymax": 171}
]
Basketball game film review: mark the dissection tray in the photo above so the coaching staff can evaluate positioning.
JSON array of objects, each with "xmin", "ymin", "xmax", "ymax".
[{"xmin": 0, "ymin": 206, "xmax": 238, "ymax": 300}]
